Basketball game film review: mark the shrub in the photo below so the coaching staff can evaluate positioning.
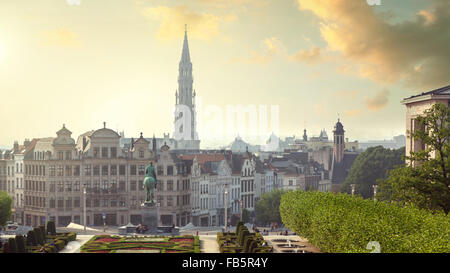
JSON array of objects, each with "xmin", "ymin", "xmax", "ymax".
[
  {"xmin": 47, "ymin": 221, "xmax": 56, "ymax": 235},
  {"xmin": 67, "ymin": 232, "xmax": 77, "ymax": 242},
  {"xmin": 34, "ymin": 227, "xmax": 44, "ymax": 245},
  {"xmin": 2, "ymin": 242, "xmax": 9, "ymax": 253},
  {"xmin": 54, "ymin": 240, "xmax": 66, "ymax": 251},
  {"xmin": 280, "ymin": 190, "xmax": 450, "ymax": 253},
  {"xmin": 8, "ymin": 238, "xmax": 17, "ymax": 253},
  {"xmin": 27, "ymin": 230, "xmax": 37, "ymax": 246},
  {"xmin": 235, "ymin": 221, "xmax": 244, "ymax": 235},
  {"xmin": 39, "ymin": 225, "xmax": 46, "ymax": 239},
  {"xmin": 15, "ymin": 235, "xmax": 27, "ymax": 253}
]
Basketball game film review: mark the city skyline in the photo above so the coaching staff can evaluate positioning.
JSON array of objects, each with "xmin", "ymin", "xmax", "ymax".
[{"xmin": 1, "ymin": 0, "xmax": 449, "ymax": 148}]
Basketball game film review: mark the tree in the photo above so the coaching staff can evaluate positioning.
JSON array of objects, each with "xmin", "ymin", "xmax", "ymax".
[
  {"xmin": 340, "ymin": 146, "xmax": 405, "ymax": 198},
  {"xmin": 379, "ymin": 103, "xmax": 450, "ymax": 213},
  {"xmin": 255, "ymin": 189, "xmax": 285, "ymax": 226},
  {"xmin": 0, "ymin": 191, "xmax": 12, "ymax": 227}
]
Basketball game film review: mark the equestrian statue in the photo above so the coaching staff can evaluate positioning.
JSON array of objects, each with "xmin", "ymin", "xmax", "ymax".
[{"xmin": 143, "ymin": 161, "xmax": 157, "ymax": 205}]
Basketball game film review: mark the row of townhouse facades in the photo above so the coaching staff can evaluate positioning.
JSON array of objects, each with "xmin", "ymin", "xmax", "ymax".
[{"xmin": 1, "ymin": 123, "xmax": 334, "ymax": 228}]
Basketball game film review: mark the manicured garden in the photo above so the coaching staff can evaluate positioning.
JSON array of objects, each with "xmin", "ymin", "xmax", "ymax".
[
  {"xmin": 217, "ymin": 221, "xmax": 272, "ymax": 253},
  {"xmin": 80, "ymin": 235, "xmax": 200, "ymax": 253},
  {"xmin": 0, "ymin": 221, "xmax": 77, "ymax": 253},
  {"xmin": 280, "ymin": 190, "xmax": 450, "ymax": 253}
]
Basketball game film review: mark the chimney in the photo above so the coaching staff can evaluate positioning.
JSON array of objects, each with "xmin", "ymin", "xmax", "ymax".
[
  {"xmin": 24, "ymin": 139, "xmax": 30, "ymax": 147},
  {"xmin": 13, "ymin": 141, "xmax": 19, "ymax": 151}
]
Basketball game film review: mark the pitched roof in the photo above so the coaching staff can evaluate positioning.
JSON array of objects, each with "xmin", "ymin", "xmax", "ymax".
[
  {"xmin": 178, "ymin": 154, "xmax": 225, "ymax": 164},
  {"xmin": 331, "ymin": 152, "xmax": 359, "ymax": 184},
  {"xmin": 402, "ymin": 85, "xmax": 450, "ymax": 101}
]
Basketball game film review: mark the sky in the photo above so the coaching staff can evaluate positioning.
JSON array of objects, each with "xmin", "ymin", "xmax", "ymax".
[{"xmin": 0, "ymin": 0, "xmax": 449, "ymax": 149}]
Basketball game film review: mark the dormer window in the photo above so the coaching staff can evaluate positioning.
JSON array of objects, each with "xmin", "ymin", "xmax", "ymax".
[
  {"xmin": 139, "ymin": 149, "xmax": 144, "ymax": 158},
  {"xmin": 101, "ymin": 147, "xmax": 108, "ymax": 158}
]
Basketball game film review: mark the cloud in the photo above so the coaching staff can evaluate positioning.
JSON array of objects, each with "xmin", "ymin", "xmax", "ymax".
[
  {"xmin": 235, "ymin": 37, "xmax": 286, "ymax": 64},
  {"xmin": 336, "ymin": 90, "xmax": 359, "ymax": 98},
  {"xmin": 193, "ymin": 0, "xmax": 269, "ymax": 9},
  {"xmin": 142, "ymin": 6, "xmax": 235, "ymax": 41},
  {"xmin": 288, "ymin": 46, "xmax": 322, "ymax": 64},
  {"xmin": 296, "ymin": 0, "xmax": 450, "ymax": 89},
  {"xmin": 365, "ymin": 89, "xmax": 390, "ymax": 111},
  {"xmin": 343, "ymin": 109, "xmax": 361, "ymax": 117},
  {"xmin": 38, "ymin": 28, "xmax": 80, "ymax": 48}
]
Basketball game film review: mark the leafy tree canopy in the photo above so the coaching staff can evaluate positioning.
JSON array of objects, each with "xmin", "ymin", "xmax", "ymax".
[
  {"xmin": 0, "ymin": 191, "xmax": 13, "ymax": 226},
  {"xmin": 340, "ymin": 146, "xmax": 405, "ymax": 198},
  {"xmin": 255, "ymin": 189, "xmax": 285, "ymax": 226},
  {"xmin": 379, "ymin": 103, "xmax": 450, "ymax": 213}
]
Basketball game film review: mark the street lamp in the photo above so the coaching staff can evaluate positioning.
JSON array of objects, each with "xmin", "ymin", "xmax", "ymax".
[
  {"xmin": 350, "ymin": 184, "xmax": 356, "ymax": 196},
  {"xmin": 240, "ymin": 199, "xmax": 243, "ymax": 222},
  {"xmin": 373, "ymin": 185, "xmax": 378, "ymax": 201},
  {"xmin": 224, "ymin": 184, "xmax": 228, "ymax": 232},
  {"xmin": 83, "ymin": 186, "xmax": 87, "ymax": 233}
]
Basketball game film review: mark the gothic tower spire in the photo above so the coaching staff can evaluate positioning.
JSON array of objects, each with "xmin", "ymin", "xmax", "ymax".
[{"xmin": 174, "ymin": 24, "xmax": 198, "ymax": 143}]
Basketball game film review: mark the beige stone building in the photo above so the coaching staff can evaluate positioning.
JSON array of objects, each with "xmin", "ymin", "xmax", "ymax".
[{"xmin": 401, "ymin": 85, "xmax": 450, "ymax": 161}]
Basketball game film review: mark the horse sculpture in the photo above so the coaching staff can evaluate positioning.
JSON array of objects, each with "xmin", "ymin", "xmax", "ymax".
[{"xmin": 143, "ymin": 162, "xmax": 157, "ymax": 205}]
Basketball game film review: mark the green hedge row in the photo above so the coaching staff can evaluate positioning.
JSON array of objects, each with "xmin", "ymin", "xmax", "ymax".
[
  {"xmin": 1, "ymin": 221, "xmax": 77, "ymax": 253},
  {"xmin": 280, "ymin": 190, "xmax": 450, "ymax": 253},
  {"xmin": 217, "ymin": 221, "xmax": 271, "ymax": 253}
]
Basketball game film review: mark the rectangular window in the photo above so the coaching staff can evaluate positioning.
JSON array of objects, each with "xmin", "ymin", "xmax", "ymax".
[
  {"xmin": 130, "ymin": 180, "xmax": 136, "ymax": 191},
  {"xmin": 102, "ymin": 165, "xmax": 109, "ymax": 176},
  {"xmin": 139, "ymin": 150, "xmax": 144, "ymax": 158},
  {"xmin": 110, "ymin": 200, "xmax": 117, "ymax": 207},
  {"xmin": 65, "ymin": 151, "xmax": 72, "ymax": 160},
  {"xmin": 57, "ymin": 166, "xmax": 63, "ymax": 177},
  {"xmin": 102, "ymin": 147, "xmax": 108, "ymax": 158},
  {"xmin": 167, "ymin": 196, "xmax": 173, "ymax": 207},
  {"xmin": 119, "ymin": 165, "xmax": 126, "ymax": 176},
  {"xmin": 74, "ymin": 166, "xmax": 80, "ymax": 176},
  {"xmin": 50, "ymin": 182, "xmax": 55, "ymax": 192},
  {"xmin": 94, "ymin": 199, "xmax": 100, "ymax": 207},
  {"xmin": 58, "ymin": 152, "xmax": 64, "ymax": 160},
  {"xmin": 65, "ymin": 166, "xmax": 72, "ymax": 176},
  {"xmin": 101, "ymin": 180, "xmax": 108, "ymax": 190},
  {"xmin": 130, "ymin": 165, "xmax": 137, "ymax": 175},
  {"xmin": 93, "ymin": 165, "xmax": 100, "ymax": 176},
  {"xmin": 58, "ymin": 181, "xmax": 64, "ymax": 192},
  {"xmin": 119, "ymin": 181, "xmax": 125, "ymax": 191},
  {"xmin": 111, "ymin": 180, "xmax": 117, "ymax": 191},
  {"xmin": 102, "ymin": 199, "xmax": 108, "ymax": 207},
  {"xmin": 93, "ymin": 180, "xmax": 100, "ymax": 190},
  {"xmin": 157, "ymin": 165, "xmax": 163, "ymax": 176},
  {"xmin": 138, "ymin": 180, "xmax": 143, "ymax": 191},
  {"xmin": 84, "ymin": 165, "xmax": 91, "ymax": 176},
  {"xmin": 110, "ymin": 165, "xmax": 117, "ymax": 176},
  {"xmin": 50, "ymin": 199, "xmax": 55, "ymax": 208},
  {"xmin": 138, "ymin": 165, "xmax": 145, "ymax": 175},
  {"xmin": 58, "ymin": 198, "xmax": 64, "ymax": 208},
  {"xmin": 167, "ymin": 180, "xmax": 173, "ymax": 191},
  {"xmin": 65, "ymin": 181, "xmax": 72, "ymax": 192},
  {"xmin": 66, "ymin": 198, "xmax": 72, "ymax": 208},
  {"xmin": 93, "ymin": 148, "xmax": 99, "ymax": 158},
  {"xmin": 74, "ymin": 198, "xmax": 80, "ymax": 208},
  {"xmin": 74, "ymin": 181, "xmax": 80, "ymax": 191},
  {"xmin": 119, "ymin": 198, "xmax": 126, "ymax": 207},
  {"xmin": 167, "ymin": 166, "xmax": 173, "ymax": 175},
  {"xmin": 110, "ymin": 147, "xmax": 117, "ymax": 158}
]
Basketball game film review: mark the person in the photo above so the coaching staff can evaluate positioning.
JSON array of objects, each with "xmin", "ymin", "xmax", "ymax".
[
  {"xmin": 196, "ymin": 230, "xmax": 199, "ymax": 236},
  {"xmin": 285, "ymin": 230, "xmax": 288, "ymax": 236}
]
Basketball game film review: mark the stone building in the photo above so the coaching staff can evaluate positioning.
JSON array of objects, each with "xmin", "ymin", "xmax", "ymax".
[{"xmin": 401, "ymin": 85, "xmax": 450, "ymax": 162}]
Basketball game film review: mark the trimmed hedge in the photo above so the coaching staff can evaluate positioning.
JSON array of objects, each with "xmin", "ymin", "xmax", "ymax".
[
  {"xmin": 47, "ymin": 221, "xmax": 56, "ymax": 235},
  {"xmin": 8, "ymin": 238, "xmax": 17, "ymax": 253},
  {"xmin": 217, "ymin": 225, "xmax": 271, "ymax": 253},
  {"xmin": 15, "ymin": 235, "xmax": 27, "ymax": 253},
  {"xmin": 27, "ymin": 230, "xmax": 37, "ymax": 246},
  {"xmin": 280, "ymin": 190, "xmax": 450, "ymax": 253}
]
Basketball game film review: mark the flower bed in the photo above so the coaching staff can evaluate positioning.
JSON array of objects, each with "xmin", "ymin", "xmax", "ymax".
[{"xmin": 80, "ymin": 235, "xmax": 200, "ymax": 253}]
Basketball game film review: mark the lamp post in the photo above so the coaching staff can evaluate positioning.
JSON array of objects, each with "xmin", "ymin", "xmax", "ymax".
[
  {"xmin": 240, "ymin": 199, "xmax": 243, "ymax": 221},
  {"xmin": 83, "ymin": 186, "xmax": 86, "ymax": 233},
  {"xmin": 224, "ymin": 184, "xmax": 228, "ymax": 232},
  {"xmin": 350, "ymin": 184, "xmax": 356, "ymax": 196},
  {"xmin": 373, "ymin": 185, "xmax": 378, "ymax": 201}
]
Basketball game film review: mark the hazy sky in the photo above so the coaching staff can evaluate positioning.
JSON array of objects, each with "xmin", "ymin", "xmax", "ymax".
[{"xmin": 0, "ymin": 0, "xmax": 449, "ymax": 148}]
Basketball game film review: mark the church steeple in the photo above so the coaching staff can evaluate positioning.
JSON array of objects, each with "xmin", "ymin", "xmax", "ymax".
[
  {"xmin": 180, "ymin": 24, "xmax": 191, "ymax": 64},
  {"xmin": 174, "ymin": 24, "xmax": 198, "ymax": 142}
]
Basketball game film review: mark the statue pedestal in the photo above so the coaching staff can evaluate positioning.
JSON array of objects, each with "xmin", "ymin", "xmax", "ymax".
[{"xmin": 141, "ymin": 202, "xmax": 159, "ymax": 234}]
